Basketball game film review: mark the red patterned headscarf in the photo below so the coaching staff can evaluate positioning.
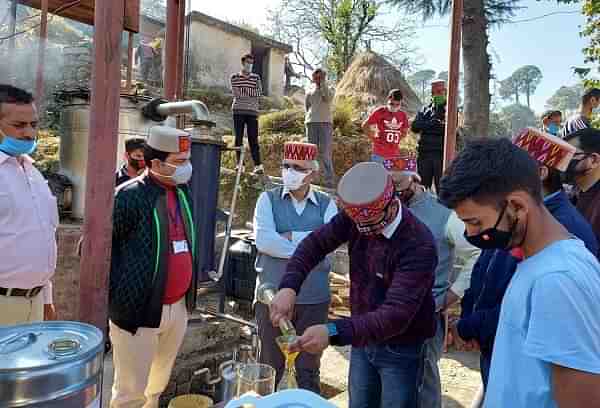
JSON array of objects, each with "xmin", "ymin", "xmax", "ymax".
[{"xmin": 338, "ymin": 162, "xmax": 401, "ymax": 236}]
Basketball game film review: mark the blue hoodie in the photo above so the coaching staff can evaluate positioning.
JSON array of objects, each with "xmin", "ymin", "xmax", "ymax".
[{"xmin": 457, "ymin": 190, "xmax": 599, "ymax": 378}]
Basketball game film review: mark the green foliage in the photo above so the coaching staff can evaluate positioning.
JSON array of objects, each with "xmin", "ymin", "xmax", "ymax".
[
  {"xmin": 388, "ymin": 0, "xmax": 520, "ymax": 24},
  {"xmin": 499, "ymin": 75, "xmax": 521, "ymax": 104},
  {"xmin": 488, "ymin": 111, "xmax": 511, "ymax": 138},
  {"xmin": 333, "ymin": 96, "xmax": 362, "ymax": 136},
  {"xmin": 546, "ymin": 84, "xmax": 584, "ymax": 114},
  {"xmin": 259, "ymin": 109, "xmax": 305, "ymax": 135},
  {"xmin": 498, "ymin": 103, "xmax": 538, "ymax": 135},
  {"xmin": 513, "ymin": 65, "xmax": 543, "ymax": 108},
  {"xmin": 408, "ymin": 69, "xmax": 437, "ymax": 101},
  {"xmin": 187, "ymin": 87, "xmax": 233, "ymax": 111}
]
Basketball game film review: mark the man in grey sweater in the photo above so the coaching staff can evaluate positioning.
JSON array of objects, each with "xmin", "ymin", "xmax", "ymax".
[
  {"xmin": 305, "ymin": 69, "xmax": 335, "ymax": 188},
  {"xmin": 386, "ymin": 156, "xmax": 480, "ymax": 408}
]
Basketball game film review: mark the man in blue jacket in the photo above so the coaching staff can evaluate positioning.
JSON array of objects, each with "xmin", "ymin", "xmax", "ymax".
[{"xmin": 451, "ymin": 129, "xmax": 599, "ymax": 390}]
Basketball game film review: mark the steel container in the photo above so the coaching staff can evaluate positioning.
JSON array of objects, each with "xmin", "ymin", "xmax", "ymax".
[{"xmin": 0, "ymin": 321, "xmax": 104, "ymax": 407}]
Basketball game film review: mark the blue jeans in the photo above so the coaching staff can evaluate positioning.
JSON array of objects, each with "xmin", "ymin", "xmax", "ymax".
[
  {"xmin": 349, "ymin": 342, "xmax": 425, "ymax": 408},
  {"xmin": 420, "ymin": 313, "xmax": 444, "ymax": 408}
]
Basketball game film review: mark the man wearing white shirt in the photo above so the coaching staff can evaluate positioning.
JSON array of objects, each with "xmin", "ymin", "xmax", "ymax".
[
  {"xmin": 254, "ymin": 141, "xmax": 337, "ymax": 394},
  {"xmin": 0, "ymin": 84, "xmax": 58, "ymax": 326}
]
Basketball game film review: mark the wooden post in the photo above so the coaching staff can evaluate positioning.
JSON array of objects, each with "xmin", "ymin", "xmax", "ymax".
[
  {"xmin": 164, "ymin": 0, "xmax": 180, "ymax": 100},
  {"xmin": 79, "ymin": 1, "xmax": 125, "ymax": 330},
  {"xmin": 35, "ymin": 0, "xmax": 48, "ymax": 102},
  {"xmin": 126, "ymin": 31, "xmax": 134, "ymax": 91},
  {"xmin": 176, "ymin": 0, "xmax": 186, "ymax": 100},
  {"xmin": 444, "ymin": 0, "xmax": 463, "ymax": 170}
]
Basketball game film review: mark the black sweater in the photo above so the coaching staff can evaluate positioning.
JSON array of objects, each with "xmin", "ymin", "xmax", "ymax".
[
  {"xmin": 411, "ymin": 103, "xmax": 446, "ymax": 154},
  {"xmin": 109, "ymin": 175, "xmax": 198, "ymax": 334}
]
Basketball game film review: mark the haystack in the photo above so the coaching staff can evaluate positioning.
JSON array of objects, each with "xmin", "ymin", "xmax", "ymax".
[{"xmin": 336, "ymin": 52, "xmax": 422, "ymax": 117}]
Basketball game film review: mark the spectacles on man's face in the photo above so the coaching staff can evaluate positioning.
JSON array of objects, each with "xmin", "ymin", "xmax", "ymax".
[{"xmin": 282, "ymin": 163, "xmax": 312, "ymax": 173}]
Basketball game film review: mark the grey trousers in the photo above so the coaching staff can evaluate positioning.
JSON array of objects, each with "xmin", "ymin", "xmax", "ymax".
[
  {"xmin": 306, "ymin": 123, "xmax": 335, "ymax": 188},
  {"xmin": 255, "ymin": 302, "xmax": 330, "ymax": 394},
  {"xmin": 419, "ymin": 312, "xmax": 445, "ymax": 408}
]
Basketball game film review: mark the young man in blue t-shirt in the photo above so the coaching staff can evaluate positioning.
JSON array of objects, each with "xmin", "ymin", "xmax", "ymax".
[{"xmin": 439, "ymin": 138, "xmax": 600, "ymax": 407}]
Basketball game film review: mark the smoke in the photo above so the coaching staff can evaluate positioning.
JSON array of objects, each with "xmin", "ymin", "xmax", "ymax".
[{"xmin": 0, "ymin": 2, "xmax": 92, "ymax": 104}]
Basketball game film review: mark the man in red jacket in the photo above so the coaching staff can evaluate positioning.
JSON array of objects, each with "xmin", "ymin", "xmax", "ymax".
[{"xmin": 270, "ymin": 162, "xmax": 437, "ymax": 408}]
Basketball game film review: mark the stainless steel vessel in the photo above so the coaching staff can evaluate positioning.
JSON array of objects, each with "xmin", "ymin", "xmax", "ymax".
[{"xmin": 0, "ymin": 321, "xmax": 104, "ymax": 407}]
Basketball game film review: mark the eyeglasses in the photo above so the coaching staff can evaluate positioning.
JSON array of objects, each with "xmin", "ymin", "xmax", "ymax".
[{"xmin": 282, "ymin": 163, "xmax": 312, "ymax": 173}]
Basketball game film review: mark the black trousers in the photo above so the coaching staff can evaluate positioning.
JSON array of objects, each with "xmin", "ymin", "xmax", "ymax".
[
  {"xmin": 418, "ymin": 152, "xmax": 443, "ymax": 193},
  {"xmin": 233, "ymin": 113, "xmax": 261, "ymax": 166}
]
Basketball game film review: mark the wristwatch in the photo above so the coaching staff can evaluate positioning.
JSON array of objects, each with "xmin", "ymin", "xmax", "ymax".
[{"xmin": 326, "ymin": 322, "xmax": 340, "ymax": 346}]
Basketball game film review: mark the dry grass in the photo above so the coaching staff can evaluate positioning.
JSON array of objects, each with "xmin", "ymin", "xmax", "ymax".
[{"xmin": 335, "ymin": 51, "xmax": 422, "ymax": 117}]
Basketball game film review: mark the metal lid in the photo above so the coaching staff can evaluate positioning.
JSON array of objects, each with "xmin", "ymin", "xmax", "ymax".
[{"xmin": 0, "ymin": 321, "xmax": 103, "ymax": 371}]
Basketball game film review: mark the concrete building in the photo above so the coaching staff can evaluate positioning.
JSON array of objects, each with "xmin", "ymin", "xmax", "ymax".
[{"xmin": 139, "ymin": 12, "xmax": 292, "ymax": 98}]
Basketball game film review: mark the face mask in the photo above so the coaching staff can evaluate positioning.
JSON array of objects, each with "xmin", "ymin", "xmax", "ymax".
[
  {"xmin": 129, "ymin": 157, "xmax": 146, "ymax": 171},
  {"xmin": 396, "ymin": 184, "xmax": 415, "ymax": 205},
  {"xmin": 158, "ymin": 161, "xmax": 193, "ymax": 185},
  {"xmin": 0, "ymin": 135, "xmax": 37, "ymax": 156},
  {"xmin": 546, "ymin": 123, "xmax": 560, "ymax": 136},
  {"xmin": 356, "ymin": 198, "xmax": 400, "ymax": 236},
  {"xmin": 387, "ymin": 103, "xmax": 401, "ymax": 113},
  {"xmin": 463, "ymin": 204, "xmax": 517, "ymax": 250},
  {"xmin": 563, "ymin": 156, "xmax": 589, "ymax": 184},
  {"xmin": 243, "ymin": 63, "xmax": 253, "ymax": 73},
  {"xmin": 282, "ymin": 168, "xmax": 308, "ymax": 191},
  {"xmin": 432, "ymin": 95, "xmax": 446, "ymax": 107}
]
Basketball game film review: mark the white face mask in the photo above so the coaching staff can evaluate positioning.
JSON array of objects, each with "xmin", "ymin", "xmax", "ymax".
[
  {"xmin": 282, "ymin": 168, "xmax": 308, "ymax": 191},
  {"xmin": 243, "ymin": 63, "xmax": 253, "ymax": 73},
  {"xmin": 387, "ymin": 103, "xmax": 401, "ymax": 112},
  {"xmin": 157, "ymin": 161, "xmax": 193, "ymax": 185}
]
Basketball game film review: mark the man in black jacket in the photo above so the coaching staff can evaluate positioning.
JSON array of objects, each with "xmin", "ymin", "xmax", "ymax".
[
  {"xmin": 109, "ymin": 125, "xmax": 198, "ymax": 408},
  {"xmin": 411, "ymin": 80, "xmax": 447, "ymax": 192}
]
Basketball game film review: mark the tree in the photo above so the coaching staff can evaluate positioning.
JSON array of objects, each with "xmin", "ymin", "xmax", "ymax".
[
  {"xmin": 141, "ymin": 0, "xmax": 166, "ymax": 21},
  {"xmin": 408, "ymin": 69, "xmax": 436, "ymax": 101},
  {"xmin": 546, "ymin": 84, "xmax": 584, "ymax": 115},
  {"xmin": 513, "ymin": 65, "xmax": 543, "ymax": 108},
  {"xmin": 499, "ymin": 74, "xmax": 520, "ymax": 104},
  {"xmin": 573, "ymin": 0, "xmax": 600, "ymax": 89},
  {"xmin": 389, "ymin": 0, "xmax": 568, "ymax": 140},
  {"xmin": 266, "ymin": 0, "xmax": 417, "ymax": 80},
  {"xmin": 499, "ymin": 103, "xmax": 537, "ymax": 135}
]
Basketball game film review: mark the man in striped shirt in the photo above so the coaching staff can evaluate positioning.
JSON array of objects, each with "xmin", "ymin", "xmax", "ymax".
[
  {"xmin": 561, "ymin": 88, "xmax": 600, "ymax": 139},
  {"xmin": 231, "ymin": 53, "xmax": 264, "ymax": 174}
]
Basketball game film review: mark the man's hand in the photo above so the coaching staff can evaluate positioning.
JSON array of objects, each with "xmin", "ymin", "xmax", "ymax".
[
  {"xmin": 289, "ymin": 324, "xmax": 329, "ymax": 354},
  {"xmin": 44, "ymin": 304, "xmax": 57, "ymax": 321},
  {"xmin": 270, "ymin": 288, "xmax": 296, "ymax": 328},
  {"xmin": 445, "ymin": 290, "xmax": 460, "ymax": 310}
]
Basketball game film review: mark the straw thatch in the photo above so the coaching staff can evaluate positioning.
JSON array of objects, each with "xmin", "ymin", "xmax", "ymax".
[{"xmin": 335, "ymin": 52, "xmax": 422, "ymax": 117}]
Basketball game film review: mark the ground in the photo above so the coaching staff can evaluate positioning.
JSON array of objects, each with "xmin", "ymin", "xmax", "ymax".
[
  {"xmin": 103, "ymin": 345, "xmax": 482, "ymax": 407},
  {"xmin": 320, "ymin": 346, "xmax": 482, "ymax": 407}
]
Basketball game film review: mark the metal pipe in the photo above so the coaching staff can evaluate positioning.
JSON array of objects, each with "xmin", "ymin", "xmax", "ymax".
[
  {"xmin": 35, "ymin": 0, "xmax": 48, "ymax": 102},
  {"xmin": 79, "ymin": 1, "xmax": 125, "ymax": 330},
  {"xmin": 190, "ymin": 310, "xmax": 256, "ymax": 329},
  {"xmin": 156, "ymin": 100, "xmax": 210, "ymax": 122},
  {"xmin": 126, "ymin": 32, "xmax": 134, "ymax": 91},
  {"xmin": 211, "ymin": 146, "xmax": 244, "ymax": 284},
  {"xmin": 8, "ymin": 0, "xmax": 17, "ymax": 83},
  {"xmin": 444, "ymin": 0, "xmax": 463, "ymax": 170},
  {"xmin": 176, "ymin": 0, "xmax": 186, "ymax": 99}
]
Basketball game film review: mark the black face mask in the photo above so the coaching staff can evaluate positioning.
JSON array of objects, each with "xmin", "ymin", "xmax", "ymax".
[
  {"xmin": 129, "ymin": 158, "xmax": 146, "ymax": 171},
  {"xmin": 562, "ymin": 156, "xmax": 589, "ymax": 184},
  {"xmin": 464, "ymin": 203, "xmax": 517, "ymax": 250}
]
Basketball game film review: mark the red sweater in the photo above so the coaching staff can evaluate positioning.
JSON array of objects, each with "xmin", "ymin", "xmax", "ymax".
[
  {"xmin": 365, "ymin": 106, "xmax": 409, "ymax": 158},
  {"xmin": 163, "ymin": 188, "xmax": 193, "ymax": 304}
]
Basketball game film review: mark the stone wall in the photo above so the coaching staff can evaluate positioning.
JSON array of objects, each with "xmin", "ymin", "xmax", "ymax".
[
  {"xmin": 189, "ymin": 21, "xmax": 251, "ymax": 90},
  {"xmin": 54, "ymin": 222, "xmax": 84, "ymax": 320}
]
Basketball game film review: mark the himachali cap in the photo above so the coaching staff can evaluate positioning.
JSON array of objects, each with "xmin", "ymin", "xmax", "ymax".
[
  {"xmin": 147, "ymin": 126, "xmax": 191, "ymax": 154},
  {"xmin": 337, "ymin": 162, "xmax": 400, "ymax": 235},
  {"xmin": 513, "ymin": 128, "xmax": 576, "ymax": 172},
  {"xmin": 283, "ymin": 142, "xmax": 318, "ymax": 162},
  {"xmin": 431, "ymin": 80, "xmax": 446, "ymax": 93},
  {"xmin": 383, "ymin": 151, "xmax": 418, "ymax": 174}
]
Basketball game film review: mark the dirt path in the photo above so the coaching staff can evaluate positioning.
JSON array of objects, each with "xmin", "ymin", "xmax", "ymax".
[{"xmin": 321, "ymin": 346, "xmax": 482, "ymax": 407}]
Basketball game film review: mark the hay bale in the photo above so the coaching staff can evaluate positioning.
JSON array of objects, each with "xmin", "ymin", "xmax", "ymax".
[{"xmin": 336, "ymin": 51, "xmax": 422, "ymax": 117}]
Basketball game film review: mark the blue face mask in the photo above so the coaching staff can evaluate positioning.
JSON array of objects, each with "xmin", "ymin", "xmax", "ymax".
[
  {"xmin": 0, "ymin": 135, "xmax": 37, "ymax": 156},
  {"xmin": 546, "ymin": 123, "xmax": 560, "ymax": 136}
]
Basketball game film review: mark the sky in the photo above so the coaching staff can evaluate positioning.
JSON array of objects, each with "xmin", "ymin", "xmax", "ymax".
[{"xmin": 190, "ymin": 0, "xmax": 586, "ymax": 114}]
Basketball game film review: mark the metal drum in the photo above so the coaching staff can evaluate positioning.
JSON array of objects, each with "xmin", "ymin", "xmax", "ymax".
[{"xmin": 0, "ymin": 321, "xmax": 104, "ymax": 407}]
